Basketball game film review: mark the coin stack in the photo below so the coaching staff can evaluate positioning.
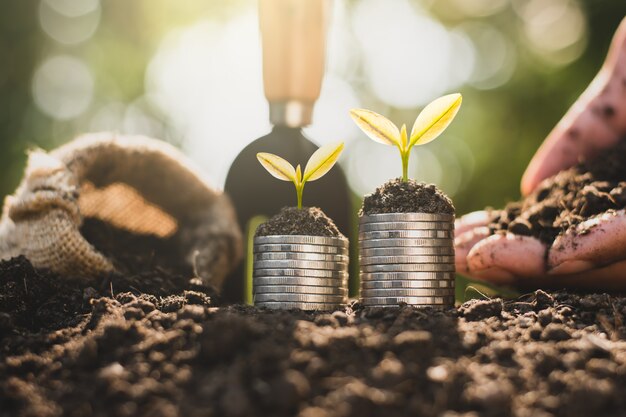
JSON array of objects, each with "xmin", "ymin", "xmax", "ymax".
[
  {"xmin": 358, "ymin": 213, "xmax": 455, "ymax": 308},
  {"xmin": 253, "ymin": 235, "xmax": 349, "ymax": 310}
]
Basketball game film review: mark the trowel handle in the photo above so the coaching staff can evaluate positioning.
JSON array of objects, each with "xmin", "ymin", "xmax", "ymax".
[{"xmin": 259, "ymin": 0, "xmax": 330, "ymax": 127}]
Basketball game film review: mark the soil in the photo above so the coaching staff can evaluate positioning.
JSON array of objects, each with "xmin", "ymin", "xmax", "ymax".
[
  {"xmin": 2, "ymin": 253, "xmax": 626, "ymax": 417},
  {"xmin": 488, "ymin": 140, "xmax": 626, "ymax": 243},
  {"xmin": 79, "ymin": 217, "xmax": 220, "ymax": 301},
  {"xmin": 255, "ymin": 207, "xmax": 344, "ymax": 238},
  {"xmin": 361, "ymin": 178, "xmax": 455, "ymax": 216}
]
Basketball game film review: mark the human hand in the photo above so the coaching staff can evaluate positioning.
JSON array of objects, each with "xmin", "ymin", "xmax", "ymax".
[
  {"xmin": 456, "ymin": 17, "xmax": 626, "ymax": 290},
  {"xmin": 455, "ymin": 209, "xmax": 626, "ymax": 290},
  {"xmin": 521, "ymin": 17, "xmax": 626, "ymax": 196}
]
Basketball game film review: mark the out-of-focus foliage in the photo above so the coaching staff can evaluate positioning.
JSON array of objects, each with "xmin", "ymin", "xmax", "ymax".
[{"xmin": 1, "ymin": 0, "xmax": 626, "ymax": 218}]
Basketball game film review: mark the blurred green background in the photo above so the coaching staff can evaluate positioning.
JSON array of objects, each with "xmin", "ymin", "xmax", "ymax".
[
  {"xmin": 3, "ymin": 0, "xmax": 626, "ymax": 214},
  {"xmin": 1, "ymin": 0, "xmax": 625, "ymax": 301}
]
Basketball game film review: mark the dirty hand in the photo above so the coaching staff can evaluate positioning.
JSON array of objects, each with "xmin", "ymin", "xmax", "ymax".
[{"xmin": 455, "ymin": 17, "xmax": 626, "ymax": 289}]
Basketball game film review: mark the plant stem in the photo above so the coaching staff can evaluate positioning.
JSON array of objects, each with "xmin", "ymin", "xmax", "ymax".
[
  {"xmin": 401, "ymin": 152, "xmax": 409, "ymax": 182},
  {"xmin": 296, "ymin": 185, "xmax": 303, "ymax": 209}
]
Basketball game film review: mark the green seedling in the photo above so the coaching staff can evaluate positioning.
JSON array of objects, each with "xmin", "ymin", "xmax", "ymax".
[
  {"xmin": 350, "ymin": 93, "xmax": 462, "ymax": 182},
  {"xmin": 257, "ymin": 142, "xmax": 345, "ymax": 209}
]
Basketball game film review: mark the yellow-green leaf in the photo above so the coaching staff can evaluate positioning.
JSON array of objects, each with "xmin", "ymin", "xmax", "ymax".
[
  {"xmin": 295, "ymin": 164, "xmax": 302, "ymax": 185},
  {"xmin": 350, "ymin": 109, "xmax": 401, "ymax": 148},
  {"xmin": 303, "ymin": 142, "xmax": 344, "ymax": 182},
  {"xmin": 409, "ymin": 93, "xmax": 462, "ymax": 147},
  {"xmin": 400, "ymin": 124, "xmax": 408, "ymax": 151},
  {"xmin": 257, "ymin": 152, "xmax": 296, "ymax": 182}
]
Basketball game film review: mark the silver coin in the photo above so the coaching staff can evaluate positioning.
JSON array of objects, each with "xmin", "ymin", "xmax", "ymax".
[
  {"xmin": 361, "ymin": 279, "xmax": 454, "ymax": 289},
  {"xmin": 255, "ymin": 301, "xmax": 342, "ymax": 311},
  {"xmin": 254, "ymin": 259, "xmax": 348, "ymax": 270},
  {"xmin": 360, "ymin": 263, "xmax": 455, "ymax": 273},
  {"xmin": 254, "ymin": 243, "xmax": 348, "ymax": 255},
  {"xmin": 360, "ymin": 288, "xmax": 455, "ymax": 297},
  {"xmin": 360, "ymin": 271, "xmax": 454, "ymax": 281},
  {"xmin": 359, "ymin": 238, "xmax": 454, "ymax": 249},
  {"xmin": 253, "ymin": 268, "xmax": 348, "ymax": 279},
  {"xmin": 359, "ymin": 255, "xmax": 455, "ymax": 265},
  {"xmin": 254, "ymin": 235, "xmax": 348, "ymax": 247},
  {"xmin": 359, "ymin": 230, "xmax": 453, "ymax": 240},
  {"xmin": 253, "ymin": 285, "xmax": 347, "ymax": 295},
  {"xmin": 360, "ymin": 213, "xmax": 454, "ymax": 223},
  {"xmin": 360, "ymin": 296, "xmax": 455, "ymax": 305},
  {"xmin": 254, "ymin": 293, "xmax": 346, "ymax": 303},
  {"xmin": 360, "ymin": 246, "xmax": 453, "ymax": 257},
  {"xmin": 359, "ymin": 221, "xmax": 453, "ymax": 232},
  {"xmin": 254, "ymin": 276, "xmax": 348, "ymax": 287},
  {"xmin": 254, "ymin": 252, "xmax": 348, "ymax": 262}
]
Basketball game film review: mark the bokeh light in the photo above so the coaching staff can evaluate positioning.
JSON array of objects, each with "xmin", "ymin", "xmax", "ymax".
[
  {"xmin": 3, "ymin": 0, "xmax": 626, "ymax": 219},
  {"xmin": 514, "ymin": 0, "xmax": 587, "ymax": 67},
  {"xmin": 352, "ymin": 0, "xmax": 474, "ymax": 108},
  {"xmin": 146, "ymin": 10, "xmax": 268, "ymax": 188},
  {"xmin": 462, "ymin": 22, "xmax": 516, "ymax": 89},
  {"xmin": 32, "ymin": 55, "xmax": 94, "ymax": 120},
  {"xmin": 39, "ymin": 0, "xmax": 101, "ymax": 45},
  {"xmin": 304, "ymin": 75, "xmax": 361, "ymax": 147},
  {"xmin": 44, "ymin": 0, "xmax": 100, "ymax": 18}
]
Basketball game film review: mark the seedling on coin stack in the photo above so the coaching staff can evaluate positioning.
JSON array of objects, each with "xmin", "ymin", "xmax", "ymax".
[
  {"xmin": 350, "ymin": 94, "xmax": 462, "ymax": 308},
  {"xmin": 252, "ymin": 143, "xmax": 350, "ymax": 311}
]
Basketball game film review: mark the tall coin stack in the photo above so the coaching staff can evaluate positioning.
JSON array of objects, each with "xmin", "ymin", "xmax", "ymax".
[
  {"xmin": 358, "ymin": 213, "xmax": 455, "ymax": 308},
  {"xmin": 253, "ymin": 235, "xmax": 349, "ymax": 310}
]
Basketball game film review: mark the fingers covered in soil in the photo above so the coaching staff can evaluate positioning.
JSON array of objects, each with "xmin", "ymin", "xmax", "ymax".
[
  {"xmin": 549, "ymin": 209, "xmax": 626, "ymax": 274},
  {"xmin": 466, "ymin": 233, "xmax": 548, "ymax": 284},
  {"xmin": 3, "ymin": 263, "xmax": 626, "ymax": 417},
  {"xmin": 454, "ymin": 226, "xmax": 491, "ymax": 274}
]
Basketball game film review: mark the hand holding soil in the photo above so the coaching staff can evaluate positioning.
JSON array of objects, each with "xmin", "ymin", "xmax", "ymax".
[{"xmin": 456, "ymin": 17, "xmax": 626, "ymax": 289}]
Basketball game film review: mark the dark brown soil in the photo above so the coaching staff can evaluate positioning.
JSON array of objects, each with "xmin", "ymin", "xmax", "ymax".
[
  {"xmin": 361, "ymin": 178, "xmax": 455, "ymax": 216},
  {"xmin": 80, "ymin": 218, "xmax": 219, "ymax": 300},
  {"xmin": 255, "ymin": 207, "xmax": 344, "ymax": 238},
  {"xmin": 2, "ymin": 254, "xmax": 626, "ymax": 417},
  {"xmin": 488, "ymin": 140, "xmax": 626, "ymax": 243}
]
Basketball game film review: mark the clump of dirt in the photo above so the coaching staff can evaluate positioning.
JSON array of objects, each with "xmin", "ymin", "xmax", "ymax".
[
  {"xmin": 361, "ymin": 178, "xmax": 455, "ymax": 215},
  {"xmin": 2, "ymin": 256, "xmax": 626, "ymax": 417},
  {"xmin": 255, "ymin": 207, "xmax": 344, "ymax": 238},
  {"xmin": 488, "ymin": 140, "xmax": 626, "ymax": 243}
]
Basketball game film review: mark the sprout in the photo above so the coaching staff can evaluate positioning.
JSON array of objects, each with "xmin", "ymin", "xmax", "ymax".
[
  {"xmin": 257, "ymin": 142, "xmax": 345, "ymax": 209},
  {"xmin": 350, "ymin": 93, "xmax": 462, "ymax": 182}
]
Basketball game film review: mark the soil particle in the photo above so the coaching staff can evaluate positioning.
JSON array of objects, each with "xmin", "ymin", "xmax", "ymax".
[
  {"xmin": 255, "ymin": 207, "xmax": 344, "ymax": 238},
  {"xmin": 458, "ymin": 298, "xmax": 503, "ymax": 321},
  {"xmin": 361, "ymin": 178, "xmax": 455, "ymax": 215},
  {"xmin": 488, "ymin": 140, "xmax": 626, "ymax": 243},
  {"xmin": 3, "ymin": 261, "xmax": 626, "ymax": 416}
]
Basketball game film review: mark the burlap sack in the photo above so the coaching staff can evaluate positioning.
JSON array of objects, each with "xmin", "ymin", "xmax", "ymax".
[{"xmin": 0, "ymin": 133, "xmax": 242, "ymax": 290}]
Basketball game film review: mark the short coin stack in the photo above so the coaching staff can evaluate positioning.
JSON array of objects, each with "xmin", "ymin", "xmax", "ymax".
[
  {"xmin": 253, "ymin": 235, "xmax": 349, "ymax": 310},
  {"xmin": 358, "ymin": 213, "xmax": 455, "ymax": 308}
]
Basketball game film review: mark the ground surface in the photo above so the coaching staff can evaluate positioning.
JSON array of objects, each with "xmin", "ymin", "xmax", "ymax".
[
  {"xmin": 488, "ymin": 140, "xmax": 626, "ymax": 243},
  {"xmin": 1, "ymin": 255, "xmax": 626, "ymax": 417}
]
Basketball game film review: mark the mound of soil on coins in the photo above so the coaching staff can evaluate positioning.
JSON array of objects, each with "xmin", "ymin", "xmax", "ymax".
[
  {"xmin": 255, "ymin": 207, "xmax": 344, "ymax": 238},
  {"xmin": 361, "ymin": 178, "xmax": 455, "ymax": 216},
  {"xmin": 3, "ymin": 254, "xmax": 626, "ymax": 417},
  {"xmin": 488, "ymin": 140, "xmax": 626, "ymax": 243}
]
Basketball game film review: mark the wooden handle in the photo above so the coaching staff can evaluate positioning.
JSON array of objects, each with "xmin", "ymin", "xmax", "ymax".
[{"xmin": 259, "ymin": 0, "xmax": 330, "ymax": 126}]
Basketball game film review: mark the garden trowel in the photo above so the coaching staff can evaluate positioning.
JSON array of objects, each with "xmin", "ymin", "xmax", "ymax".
[{"xmin": 223, "ymin": 0, "xmax": 352, "ymax": 302}]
